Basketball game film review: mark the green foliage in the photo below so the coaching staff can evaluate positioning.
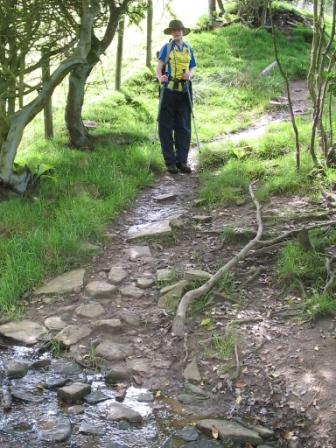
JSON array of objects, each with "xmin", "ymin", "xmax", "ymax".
[
  {"xmin": 210, "ymin": 328, "xmax": 236, "ymax": 360},
  {"xmin": 304, "ymin": 293, "xmax": 336, "ymax": 318}
]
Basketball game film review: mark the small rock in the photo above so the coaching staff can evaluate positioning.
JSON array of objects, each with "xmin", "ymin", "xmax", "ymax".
[
  {"xmin": 127, "ymin": 220, "xmax": 172, "ymax": 240},
  {"xmin": 137, "ymin": 392, "xmax": 154, "ymax": 402},
  {"xmin": 161, "ymin": 437, "xmax": 174, "ymax": 448},
  {"xmin": 0, "ymin": 320, "xmax": 47, "ymax": 345},
  {"xmin": 119, "ymin": 285, "xmax": 144, "ymax": 299},
  {"xmin": 6, "ymin": 360, "xmax": 29, "ymax": 379},
  {"xmin": 50, "ymin": 360, "xmax": 82, "ymax": 376},
  {"xmin": 184, "ymin": 383, "xmax": 209, "ymax": 397},
  {"xmin": 192, "ymin": 215, "xmax": 212, "ymax": 223},
  {"xmin": 108, "ymin": 267, "xmax": 128, "ymax": 284},
  {"xmin": 175, "ymin": 426, "xmax": 199, "ymax": 442},
  {"xmin": 126, "ymin": 357, "xmax": 150, "ymax": 373},
  {"xmin": 66, "ymin": 405, "xmax": 85, "ymax": 415},
  {"xmin": 84, "ymin": 390, "xmax": 110, "ymax": 404},
  {"xmin": 105, "ymin": 366, "xmax": 130, "ymax": 384},
  {"xmin": 37, "ymin": 416, "xmax": 72, "ymax": 443},
  {"xmin": 78, "ymin": 421, "xmax": 105, "ymax": 436},
  {"xmin": 54, "ymin": 325, "xmax": 91, "ymax": 347},
  {"xmin": 197, "ymin": 419, "xmax": 263, "ymax": 445},
  {"xmin": 183, "ymin": 359, "xmax": 202, "ymax": 383},
  {"xmin": 127, "ymin": 246, "xmax": 152, "ymax": 261},
  {"xmin": 75, "ymin": 302, "xmax": 105, "ymax": 318},
  {"xmin": 136, "ymin": 278, "xmax": 155, "ymax": 289},
  {"xmin": 35, "ymin": 269, "xmax": 85, "ymax": 295},
  {"xmin": 44, "ymin": 377, "xmax": 69, "ymax": 389},
  {"xmin": 156, "ymin": 269, "xmax": 173, "ymax": 282},
  {"xmin": 95, "ymin": 341, "xmax": 133, "ymax": 361},
  {"xmin": 159, "ymin": 280, "xmax": 189, "ymax": 311},
  {"xmin": 44, "ymin": 316, "xmax": 67, "ymax": 331},
  {"xmin": 117, "ymin": 310, "xmax": 140, "ymax": 327},
  {"xmin": 85, "ymin": 281, "xmax": 117, "ymax": 299},
  {"xmin": 57, "ymin": 382, "xmax": 91, "ymax": 404},
  {"xmin": 154, "ymin": 193, "xmax": 178, "ymax": 202},
  {"xmin": 104, "ymin": 402, "xmax": 143, "ymax": 423},
  {"xmin": 91, "ymin": 319, "xmax": 122, "ymax": 332},
  {"xmin": 184, "ymin": 270, "xmax": 212, "ymax": 282},
  {"xmin": 30, "ymin": 358, "xmax": 51, "ymax": 370},
  {"xmin": 177, "ymin": 393, "xmax": 197, "ymax": 405},
  {"xmin": 12, "ymin": 388, "xmax": 43, "ymax": 403},
  {"xmin": 180, "ymin": 441, "xmax": 223, "ymax": 448}
]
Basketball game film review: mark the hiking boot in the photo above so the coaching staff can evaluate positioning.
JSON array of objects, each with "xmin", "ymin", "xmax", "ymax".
[
  {"xmin": 176, "ymin": 162, "xmax": 192, "ymax": 174},
  {"xmin": 167, "ymin": 164, "xmax": 178, "ymax": 174}
]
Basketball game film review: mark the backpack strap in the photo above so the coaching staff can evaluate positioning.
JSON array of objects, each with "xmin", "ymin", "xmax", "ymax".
[{"xmin": 164, "ymin": 41, "xmax": 192, "ymax": 65}]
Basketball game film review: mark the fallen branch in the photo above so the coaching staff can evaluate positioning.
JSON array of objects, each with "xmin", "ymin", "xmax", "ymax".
[
  {"xmin": 172, "ymin": 184, "xmax": 263, "ymax": 337},
  {"xmin": 233, "ymin": 344, "xmax": 240, "ymax": 379},
  {"xmin": 257, "ymin": 220, "xmax": 336, "ymax": 247},
  {"xmin": 323, "ymin": 257, "xmax": 336, "ymax": 294}
]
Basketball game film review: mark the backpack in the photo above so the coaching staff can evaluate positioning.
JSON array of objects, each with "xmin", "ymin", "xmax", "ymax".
[{"xmin": 158, "ymin": 40, "xmax": 192, "ymax": 75}]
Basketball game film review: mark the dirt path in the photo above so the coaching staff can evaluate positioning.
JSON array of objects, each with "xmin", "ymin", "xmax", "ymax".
[{"xmin": 1, "ymin": 80, "xmax": 335, "ymax": 448}]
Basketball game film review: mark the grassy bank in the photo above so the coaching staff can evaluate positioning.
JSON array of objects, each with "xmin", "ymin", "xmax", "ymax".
[{"xmin": 0, "ymin": 16, "xmax": 311, "ymax": 313}]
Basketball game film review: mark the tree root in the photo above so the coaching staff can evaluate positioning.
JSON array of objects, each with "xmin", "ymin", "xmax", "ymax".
[
  {"xmin": 323, "ymin": 256, "xmax": 336, "ymax": 294},
  {"xmin": 172, "ymin": 184, "xmax": 263, "ymax": 337}
]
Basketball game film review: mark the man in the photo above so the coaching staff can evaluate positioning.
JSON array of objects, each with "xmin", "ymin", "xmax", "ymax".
[{"xmin": 156, "ymin": 20, "xmax": 196, "ymax": 174}]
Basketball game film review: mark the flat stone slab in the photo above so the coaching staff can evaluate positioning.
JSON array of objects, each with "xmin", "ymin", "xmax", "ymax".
[
  {"xmin": 159, "ymin": 280, "xmax": 189, "ymax": 311},
  {"xmin": 12, "ymin": 388, "xmax": 43, "ymax": 403},
  {"xmin": 95, "ymin": 341, "xmax": 133, "ymax": 361},
  {"xmin": 35, "ymin": 268, "xmax": 85, "ymax": 295},
  {"xmin": 154, "ymin": 193, "xmax": 178, "ymax": 202},
  {"xmin": 119, "ymin": 285, "xmax": 144, "ymax": 299},
  {"xmin": 84, "ymin": 390, "xmax": 110, "ymax": 404},
  {"xmin": 137, "ymin": 392, "xmax": 154, "ymax": 402},
  {"xmin": 6, "ymin": 360, "xmax": 29, "ymax": 379},
  {"xmin": 44, "ymin": 377, "xmax": 69, "ymax": 390},
  {"xmin": 136, "ymin": 277, "xmax": 155, "ymax": 289},
  {"xmin": 91, "ymin": 319, "xmax": 122, "ymax": 332},
  {"xmin": 196, "ymin": 419, "xmax": 263, "ymax": 445},
  {"xmin": 85, "ymin": 281, "xmax": 117, "ymax": 299},
  {"xmin": 127, "ymin": 220, "xmax": 172, "ymax": 240},
  {"xmin": 192, "ymin": 215, "xmax": 212, "ymax": 223},
  {"xmin": 79, "ymin": 421, "xmax": 105, "ymax": 436},
  {"xmin": 57, "ymin": 382, "xmax": 91, "ymax": 404},
  {"xmin": 184, "ymin": 270, "xmax": 212, "ymax": 282},
  {"xmin": 127, "ymin": 245, "xmax": 152, "ymax": 261},
  {"xmin": 54, "ymin": 325, "xmax": 91, "ymax": 347},
  {"xmin": 0, "ymin": 320, "xmax": 47, "ymax": 345},
  {"xmin": 175, "ymin": 426, "xmax": 199, "ymax": 442},
  {"xmin": 183, "ymin": 358, "xmax": 202, "ymax": 383},
  {"xmin": 126, "ymin": 357, "xmax": 150, "ymax": 373},
  {"xmin": 108, "ymin": 267, "xmax": 128, "ymax": 284},
  {"xmin": 156, "ymin": 269, "xmax": 173, "ymax": 282},
  {"xmin": 44, "ymin": 316, "xmax": 67, "ymax": 331},
  {"xmin": 75, "ymin": 302, "xmax": 104, "ymax": 318},
  {"xmin": 37, "ymin": 416, "xmax": 72, "ymax": 443},
  {"xmin": 105, "ymin": 365, "xmax": 130, "ymax": 384},
  {"xmin": 104, "ymin": 402, "xmax": 143, "ymax": 423}
]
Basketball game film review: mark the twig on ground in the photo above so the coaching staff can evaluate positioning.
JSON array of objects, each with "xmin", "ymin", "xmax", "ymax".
[
  {"xmin": 183, "ymin": 333, "xmax": 189, "ymax": 364},
  {"xmin": 228, "ymin": 317, "xmax": 263, "ymax": 326},
  {"xmin": 172, "ymin": 183, "xmax": 263, "ymax": 337},
  {"xmin": 233, "ymin": 344, "xmax": 240, "ymax": 379}
]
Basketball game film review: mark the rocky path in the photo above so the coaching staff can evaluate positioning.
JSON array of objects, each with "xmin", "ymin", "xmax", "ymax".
[{"xmin": 1, "ymin": 81, "xmax": 336, "ymax": 448}]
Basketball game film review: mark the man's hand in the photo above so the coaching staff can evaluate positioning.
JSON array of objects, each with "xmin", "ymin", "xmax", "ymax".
[
  {"xmin": 182, "ymin": 71, "xmax": 192, "ymax": 81},
  {"xmin": 159, "ymin": 74, "xmax": 169, "ymax": 84}
]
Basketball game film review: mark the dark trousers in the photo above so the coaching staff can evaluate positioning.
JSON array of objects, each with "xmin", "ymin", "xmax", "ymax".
[{"xmin": 158, "ymin": 88, "xmax": 191, "ymax": 166}]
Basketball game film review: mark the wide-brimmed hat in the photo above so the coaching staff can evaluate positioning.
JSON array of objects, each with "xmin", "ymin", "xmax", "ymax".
[{"xmin": 164, "ymin": 19, "xmax": 190, "ymax": 36}]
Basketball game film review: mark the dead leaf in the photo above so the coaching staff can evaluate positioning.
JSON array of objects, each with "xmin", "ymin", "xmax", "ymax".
[
  {"xmin": 235, "ymin": 380, "xmax": 246, "ymax": 388},
  {"xmin": 212, "ymin": 425, "xmax": 219, "ymax": 439}
]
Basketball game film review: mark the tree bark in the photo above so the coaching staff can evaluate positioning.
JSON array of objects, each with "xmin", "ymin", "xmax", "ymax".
[
  {"xmin": 115, "ymin": 16, "xmax": 125, "ymax": 91},
  {"xmin": 146, "ymin": 0, "xmax": 153, "ymax": 68},
  {"xmin": 42, "ymin": 51, "xmax": 54, "ymax": 139},
  {"xmin": 209, "ymin": 0, "xmax": 216, "ymax": 17}
]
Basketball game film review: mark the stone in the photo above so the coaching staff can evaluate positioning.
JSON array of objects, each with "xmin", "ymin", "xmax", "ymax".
[
  {"xmin": 50, "ymin": 360, "xmax": 82, "ymax": 376},
  {"xmin": 127, "ymin": 220, "xmax": 172, "ymax": 240},
  {"xmin": 57, "ymin": 382, "xmax": 91, "ymax": 403},
  {"xmin": 6, "ymin": 360, "xmax": 29, "ymax": 379},
  {"xmin": 180, "ymin": 441, "xmax": 223, "ymax": 448},
  {"xmin": 103, "ymin": 443, "xmax": 130, "ymax": 448},
  {"xmin": 184, "ymin": 383, "xmax": 209, "ymax": 397},
  {"xmin": 44, "ymin": 377, "xmax": 69, "ymax": 389},
  {"xmin": 95, "ymin": 341, "xmax": 133, "ymax": 361},
  {"xmin": 175, "ymin": 427, "xmax": 199, "ymax": 442},
  {"xmin": 117, "ymin": 310, "xmax": 140, "ymax": 327},
  {"xmin": 44, "ymin": 316, "xmax": 67, "ymax": 331},
  {"xmin": 37, "ymin": 417, "xmax": 72, "ymax": 443},
  {"xmin": 126, "ymin": 357, "xmax": 150, "ymax": 373},
  {"xmin": 196, "ymin": 419, "xmax": 263, "ymax": 445},
  {"xmin": 91, "ymin": 319, "xmax": 122, "ymax": 332},
  {"xmin": 104, "ymin": 402, "xmax": 143, "ymax": 423},
  {"xmin": 137, "ymin": 392, "xmax": 154, "ymax": 402},
  {"xmin": 161, "ymin": 437, "xmax": 174, "ymax": 448},
  {"xmin": 0, "ymin": 320, "xmax": 47, "ymax": 345},
  {"xmin": 54, "ymin": 325, "xmax": 91, "ymax": 347},
  {"xmin": 184, "ymin": 270, "xmax": 212, "ymax": 282},
  {"xmin": 177, "ymin": 393, "xmax": 197, "ymax": 405},
  {"xmin": 192, "ymin": 215, "xmax": 212, "ymax": 223},
  {"xmin": 159, "ymin": 280, "xmax": 189, "ymax": 311},
  {"xmin": 79, "ymin": 421, "xmax": 106, "ymax": 436},
  {"xmin": 127, "ymin": 245, "xmax": 152, "ymax": 261},
  {"xmin": 108, "ymin": 267, "xmax": 128, "ymax": 284},
  {"xmin": 75, "ymin": 302, "xmax": 104, "ymax": 318},
  {"xmin": 105, "ymin": 366, "xmax": 130, "ymax": 384},
  {"xmin": 84, "ymin": 390, "xmax": 110, "ymax": 404},
  {"xmin": 136, "ymin": 277, "xmax": 155, "ymax": 289},
  {"xmin": 156, "ymin": 269, "xmax": 173, "ymax": 282},
  {"xmin": 12, "ymin": 388, "xmax": 43, "ymax": 403},
  {"xmin": 30, "ymin": 358, "xmax": 51, "ymax": 369},
  {"xmin": 119, "ymin": 285, "xmax": 144, "ymax": 299},
  {"xmin": 154, "ymin": 193, "xmax": 178, "ymax": 202},
  {"xmin": 66, "ymin": 405, "xmax": 85, "ymax": 415},
  {"xmin": 85, "ymin": 281, "xmax": 117, "ymax": 299},
  {"xmin": 35, "ymin": 268, "xmax": 85, "ymax": 295},
  {"xmin": 183, "ymin": 359, "xmax": 202, "ymax": 383}
]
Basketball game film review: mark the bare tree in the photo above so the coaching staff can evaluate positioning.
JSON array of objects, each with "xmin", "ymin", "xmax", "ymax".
[{"xmin": 146, "ymin": 0, "xmax": 153, "ymax": 68}]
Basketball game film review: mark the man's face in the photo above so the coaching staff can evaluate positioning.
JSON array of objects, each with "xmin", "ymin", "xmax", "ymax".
[{"xmin": 172, "ymin": 28, "xmax": 183, "ymax": 40}]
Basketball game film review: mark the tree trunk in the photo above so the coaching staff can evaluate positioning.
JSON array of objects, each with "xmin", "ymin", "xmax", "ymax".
[
  {"xmin": 209, "ymin": 0, "xmax": 216, "ymax": 17},
  {"xmin": 217, "ymin": 0, "xmax": 225, "ymax": 15},
  {"xmin": 115, "ymin": 16, "xmax": 125, "ymax": 91},
  {"xmin": 42, "ymin": 51, "xmax": 54, "ymax": 139},
  {"xmin": 0, "ymin": 0, "xmax": 99, "ymax": 192},
  {"xmin": 146, "ymin": 0, "xmax": 153, "ymax": 68},
  {"xmin": 65, "ymin": 63, "xmax": 92, "ymax": 148}
]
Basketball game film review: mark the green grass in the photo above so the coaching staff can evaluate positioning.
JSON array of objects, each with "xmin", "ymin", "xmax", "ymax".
[{"xmin": 304, "ymin": 293, "xmax": 336, "ymax": 318}]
